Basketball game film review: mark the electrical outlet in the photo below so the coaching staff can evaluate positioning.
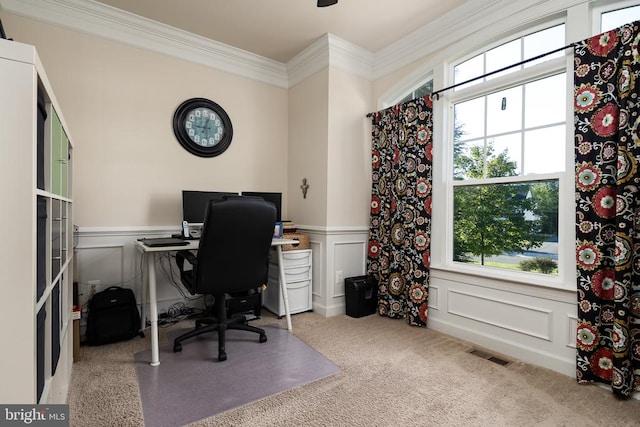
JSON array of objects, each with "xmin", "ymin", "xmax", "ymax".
[{"xmin": 335, "ymin": 270, "xmax": 344, "ymax": 285}]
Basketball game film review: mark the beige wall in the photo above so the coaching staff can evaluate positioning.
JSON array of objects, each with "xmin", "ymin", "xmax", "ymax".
[
  {"xmin": 287, "ymin": 67, "xmax": 373, "ymax": 228},
  {"xmin": 2, "ymin": 13, "xmax": 289, "ymax": 227},
  {"xmin": 287, "ymin": 70, "xmax": 329, "ymax": 226},
  {"xmin": 327, "ymin": 67, "xmax": 372, "ymax": 226},
  {"xmin": 1, "ymin": 12, "xmax": 373, "ymax": 230}
]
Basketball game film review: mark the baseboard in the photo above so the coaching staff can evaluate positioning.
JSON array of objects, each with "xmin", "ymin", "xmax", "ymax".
[{"xmin": 312, "ymin": 302, "xmax": 345, "ymax": 318}]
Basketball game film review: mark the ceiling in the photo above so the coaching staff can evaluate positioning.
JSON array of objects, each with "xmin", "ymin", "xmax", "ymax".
[{"xmin": 94, "ymin": 0, "xmax": 468, "ymax": 63}]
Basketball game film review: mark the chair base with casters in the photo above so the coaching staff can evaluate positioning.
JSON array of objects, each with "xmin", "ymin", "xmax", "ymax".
[{"xmin": 172, "ymin": 294, "xmax": 267, "ymax": 362}]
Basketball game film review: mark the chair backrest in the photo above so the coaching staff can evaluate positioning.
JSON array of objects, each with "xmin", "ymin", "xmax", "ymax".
[{"xmin": 194, "ymin": 196, "xmax": 277, "ymax": 295}]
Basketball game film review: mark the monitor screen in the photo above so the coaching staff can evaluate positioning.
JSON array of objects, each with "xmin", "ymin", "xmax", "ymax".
[
  {"xmin": 241, "ymin": 191, "xmax": 282, "ymax": 222},
  {"xmin": 182, "ymin": 190, "xmax": 239, "ymax": 224}
]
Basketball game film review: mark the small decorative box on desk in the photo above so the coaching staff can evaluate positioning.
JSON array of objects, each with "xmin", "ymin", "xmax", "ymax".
[{"xmin": 282, "ymin": 233, "xmax": 309, "ymax": 251}]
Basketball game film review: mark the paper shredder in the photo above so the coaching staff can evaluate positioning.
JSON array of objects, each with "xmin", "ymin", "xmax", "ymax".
[{"xmin": 345, "ymin": 275, "xmax": 378, "ymax": 318}]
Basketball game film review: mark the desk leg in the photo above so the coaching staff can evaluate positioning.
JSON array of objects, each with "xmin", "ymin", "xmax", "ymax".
[
  {"xmin": 140, "ymin": 253, "xmax": 147, "ymax": 333},
  {"xmin": 277, "ymin": 245, "xmax": 292, "ymax": 332},
  {"xmin": 146, "ymin": 253, "xmax": 160, "ymax": 366}
]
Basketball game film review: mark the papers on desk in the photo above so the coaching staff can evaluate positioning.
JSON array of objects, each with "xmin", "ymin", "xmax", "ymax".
[{"xmin": 282, "ymin": 220, "xmax": 297, "ymax": 233}]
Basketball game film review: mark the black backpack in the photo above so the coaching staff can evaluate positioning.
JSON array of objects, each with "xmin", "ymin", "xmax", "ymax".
[{"xmin": 86, "ymin": 286, "xmax": 142, "ymax": 345}]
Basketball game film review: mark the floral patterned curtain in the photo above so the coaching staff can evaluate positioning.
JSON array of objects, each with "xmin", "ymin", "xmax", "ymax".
[
  {"xmin": 574, "ymin": 21, "xmax": 640, "ymax": 398},
  {"xmin": 367, "ymin": 96, "xmax": 433, "ymax": 327}
]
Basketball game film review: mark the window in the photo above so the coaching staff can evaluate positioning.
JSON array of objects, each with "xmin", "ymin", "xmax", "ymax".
[
  {"xmin": 453, "ymin": 180, "xmax": 559, "ymax": 273},
  {"xmin": 601, "ymin": 4, "xmax": 640, "ymax": 31},
  {"xmin": 453, "ymin": 25, "xmax": 565, "ymax": 90},
  {"xmin": 383, "ymin": 1, "xmax": 640, "ymax": 287},
  {"xmin": 449, "ymin": 24, "xmax": 566, "ymax": 277},
  {"xmin": 453, "ymin": 73, "xmax": 566, "ymax": 179},
  {"xmin": 398, "ymin": 80, "xmax": 433, "ymax": 104}
]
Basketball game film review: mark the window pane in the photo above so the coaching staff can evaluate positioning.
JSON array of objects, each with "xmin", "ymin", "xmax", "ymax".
[
  {"xmin": 486, "ymin": 39, "xmax": 521, "ymax": 80},
  {"xmin": 487, "ymin": 86, "xmax": 523, "ymax": 135},
  {"xmin": 454, "ymin": 54, "xmax": 483, "ymax": 90},
  {"xmin": 524, "ymin": 24, "xmax": 565, "ymax": 67},
  {"xmin": 454, "ymin": 97, "xmax": 485, "ymax": 141},
  {"xmin": 399, "ymin": 80, "xmax": 433, "ymax": 104},
  {"xmin": 524, "ymin": 73, "xmax": 566, "ymax": 128},
  {"xmin": 602, "ymin": 6, "xmax": 640, "ymax": 32},
  {"xmin": 453, "ymin": 140, "xmax": 475, "ymax": 180},
  {"xmin": 414, "ymin": 80, "xmax": 433, "ymax": 98},
  {"xmin": 492, "ymin": 133, "xmax": 522, "ymax": 175},
  {"xmin": 453, "ymin": 137, "xmax": 520, "ymax": 180},
  {"xmin": 453, "ymin": 180, "xmax": 558, "ymax": 274},
  {"xmin": 523, "ymin": 125, "xmax": 565, "ymax": 174},
  {"xmin": 454, "ymin": 24, "xmax": 567, "ymax": 92}
]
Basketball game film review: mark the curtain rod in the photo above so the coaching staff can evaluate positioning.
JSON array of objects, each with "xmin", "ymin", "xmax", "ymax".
[
  {"xmin": 431, "ymin": 42, "xmax": 576, "ymax": 99},
  {"xmin": 366, "ymin": 41, "xmax": 577, "ymax": 118}
]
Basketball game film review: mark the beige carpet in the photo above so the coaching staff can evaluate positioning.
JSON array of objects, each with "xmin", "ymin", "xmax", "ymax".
[{"xmin": 68, "ymin": 311, "xmax": 640, "ymax": 426}]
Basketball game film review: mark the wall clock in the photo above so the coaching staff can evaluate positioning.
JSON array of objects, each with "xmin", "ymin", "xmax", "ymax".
[{"xmin": 172, "ymin": 98, "xmax": 233, "ymax": 157}]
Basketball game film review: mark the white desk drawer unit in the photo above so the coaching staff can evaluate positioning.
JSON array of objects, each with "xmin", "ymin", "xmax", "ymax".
[
  {"xmin": 263, "ymin": 249, "xmax": 312, "ymax": 317},
  {"xmin": 280, "ymin": 250, "xmax": 312, "ymax": 267}
]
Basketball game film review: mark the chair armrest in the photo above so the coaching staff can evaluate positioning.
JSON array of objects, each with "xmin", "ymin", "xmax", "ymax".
[
  {"xmin": 175, "ymin": 250, "xmax": 198, "ymax": 293},
  {"xmin": 175, "ymin": 250, "xmax": 197, "ymax": 272}
]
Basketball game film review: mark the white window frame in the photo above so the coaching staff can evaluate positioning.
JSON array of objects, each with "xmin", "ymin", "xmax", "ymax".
[{"xmin": 442, "ymin": 21, "xmax": 575, "ymax": 290}]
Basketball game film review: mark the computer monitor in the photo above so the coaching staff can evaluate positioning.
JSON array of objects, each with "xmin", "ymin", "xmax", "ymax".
[
  {"xmin": 241, "ymin": 191, "xmax": 282, "ymax": 222},
  {"xmin": 182, "ymin": 190, "xmax": 239, "ymax": 224}
]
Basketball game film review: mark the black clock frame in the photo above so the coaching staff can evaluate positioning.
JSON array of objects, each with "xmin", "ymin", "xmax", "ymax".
[{"xmin": 172, "ymin": 98, "xmax": 233, "ymax": 158}]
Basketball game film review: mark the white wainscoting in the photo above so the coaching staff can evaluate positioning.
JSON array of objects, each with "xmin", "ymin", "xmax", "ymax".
[
  {"xmin": 74, "ymin": 225, "xmax": 372, "ymax": 320},
  {"xmin": 299, "ymin": 226, "xmax": 370, "ymax": 317},
  {"xmin": 447, "ymin": 288, "xmax": 553, "ymax": 341},
  {"xmin": 75, "ymin": 225, "xmax": 582, "ymax": 379},
  {"xmin": 428, "ymin": 269, "xmax": 577, "ymax": 376},
  {"xmin": 74, "ymin": 226, "xmax": 200, "ymax": 321}
]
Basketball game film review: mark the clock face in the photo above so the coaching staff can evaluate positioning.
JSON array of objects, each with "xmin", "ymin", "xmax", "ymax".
[
  {"xmin": 184, "ymin": 107, "xmax": 226, "ymax": 147},
  {"xmin": 173, "ymin": 98, "xmax": 233, "ymax": 157}
]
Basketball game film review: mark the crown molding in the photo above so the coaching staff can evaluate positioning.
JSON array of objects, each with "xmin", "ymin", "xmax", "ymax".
[
  {"xmin": 373, "ymin": 0, "xmax": 503, "ymax": 78},
  {"xmin": 0, "ymin": 0, "xmax": 290, "ymax": 88},
  {"xmin": 286, "ymin": 33, "xmax": 374, "ymax": 87},
  {"xmin": 373, "ymin": 0, "xmax": 591, "ymax": 79},
  {"xmin": 327, "ymin": 34, "xmax": 374, "ymax": 79},
  {"xmin": 286, "ymin": 34, "xmax": 331, "ymax": 87},
  {"xmin": 0, "ymin": 0, "xmax": 593, "ymax": 88}
]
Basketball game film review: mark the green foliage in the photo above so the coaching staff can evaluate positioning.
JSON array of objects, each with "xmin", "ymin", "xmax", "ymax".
[
  {"xmin": 453, "ymin": 141, "xmax": 544, "ymax": 265},
  {"xmin": 519, "ymin": 257, "xmax": 557, "ymax": 274},
  {"xmin": 455, "ymin": 143, "xmax": 518, "ymax": 180},
  {"xmin": 529, "ymin": 181, "xmax": 559, "ymax": 235}
]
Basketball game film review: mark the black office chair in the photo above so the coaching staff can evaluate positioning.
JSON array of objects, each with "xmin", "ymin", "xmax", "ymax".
[{"xmin": 172, "ymin": 196, "xmax": 276, "ymax": 361}]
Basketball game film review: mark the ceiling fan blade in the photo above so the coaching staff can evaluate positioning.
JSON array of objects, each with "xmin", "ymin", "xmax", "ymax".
[{"xmin": 318, "ymin": 0, "xmax": 338, "ymax": 7}]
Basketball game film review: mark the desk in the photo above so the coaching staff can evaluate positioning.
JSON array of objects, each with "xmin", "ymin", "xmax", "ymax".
[{"xmin": 135, "ymin": 237, "xmax": 298, "ymax": 366}]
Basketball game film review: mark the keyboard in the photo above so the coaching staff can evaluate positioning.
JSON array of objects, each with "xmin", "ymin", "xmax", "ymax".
[{"xmin": 139, "ymin": 237, "xmax": 190, "ymax": 247}]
